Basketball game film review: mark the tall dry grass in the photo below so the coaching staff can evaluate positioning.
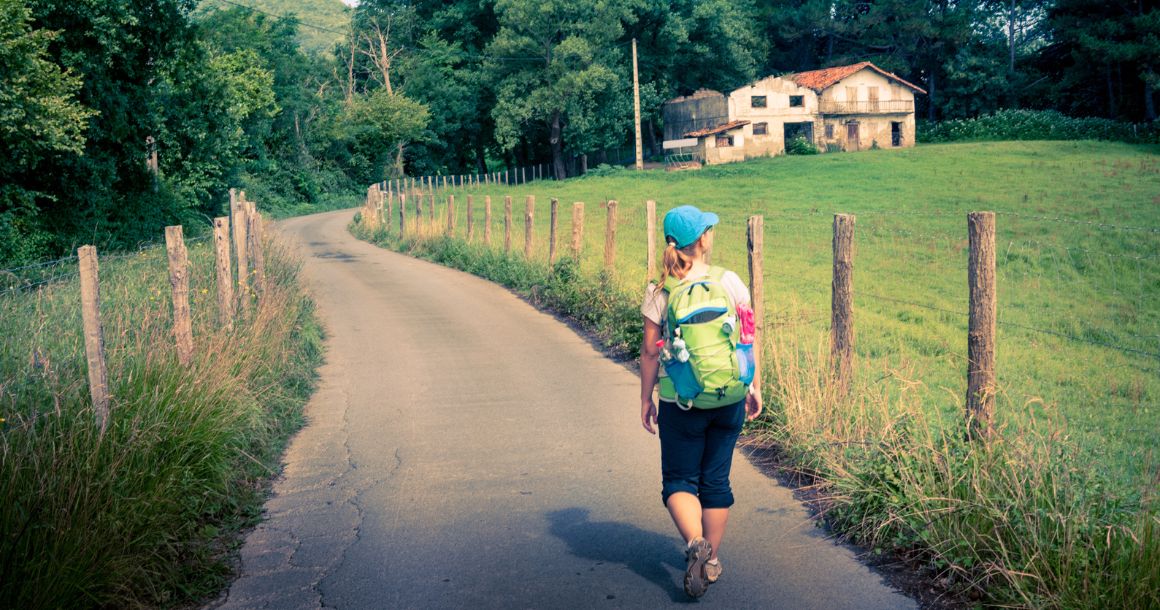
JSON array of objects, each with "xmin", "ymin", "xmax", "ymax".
[
  {"xmin": 762, "ymin": 311, "xmax": 1159, "ymax": 608},
  {"xmin": 0, "ymin": 231, "xmax": 322, "ymax": 608}
]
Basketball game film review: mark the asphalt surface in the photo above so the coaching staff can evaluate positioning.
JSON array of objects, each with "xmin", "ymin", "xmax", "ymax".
[{"xmin": 213, "ymin": 209, "xmax": 915, "ymax": 610}]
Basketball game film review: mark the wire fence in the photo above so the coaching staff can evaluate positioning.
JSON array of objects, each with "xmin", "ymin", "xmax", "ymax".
[{"xmin": 0, "ymin": 234, "xmax": 212, "ymax": 299}]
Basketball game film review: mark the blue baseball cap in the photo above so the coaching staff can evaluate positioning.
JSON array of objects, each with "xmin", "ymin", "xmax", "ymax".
[{"xmin": 663, "ymin": 205, "xmax": 719, "ymax": 249}]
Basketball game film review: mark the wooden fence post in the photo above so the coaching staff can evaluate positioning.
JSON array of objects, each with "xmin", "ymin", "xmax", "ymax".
[
  {"xmin": 232, "ymin": 204, "xmax": 249, "ymax": 311},
  {"xmin": 78, "ymin": 245, "xmax": 110, "ymax": 435},
  {"xmin": 831, "ymin": 214, "xmax": 855, "ymax": 395},
  {"xmin": 549, "ymin": 198, "xmax": 559, "ymax": 266},
  {"xmin": 967, "ymin": 211, "xmax": 996, "ymax": 439},
  {"xmin": 485, "ymin": 196, "xmax": 493, "ymax": 246},
  {"xmin": 524, "ymin": 195, "xmax": 535, "ymax": 258},
  {"xmin": 374, "ymin": 186, "xmax": 384, "ymax": 229},
  {"xmin": 165, "ymin": 225, "xmax": 194, "ymax": 366},
  {"xmin": 428, "ymin": 193, "xmax": 436, "ymax": 228},
  {"xmin": 645, "ymin": 200, "xmax": 657, "ymax": 281},
  {"xmin": 604, "ymin": 200, "xmax": 618, "ymax": 270},
  {"xmin": 446, "ymin": 195, "xmax": 456, "ymax": 236},
  {"xmin": 522, "ymin": 167, "xmax": 527, "ymax": 184},
  {"xmin": 572, "ymin": 202, "xmax": 584, "ymax": 259},
  {"xmin": 398, "ymin": 193, "xmax": 407, "ymax": 235},
  {"xmin": 385, "ymin": 190, "xmax": 393, "ymax": 234},
  {"xmin": 415, "ymin": 193, "xmax": 424, "ymax": 234},
  {"xmin": 467, "ymin": 195, "xmax": 475, "ymax": 241},
  {"xmin": 213, "ymin": 217, "xmax": 234, "ymax": 328},
  {"xmin": 504, "ymin": 195, "xmax": 513, "ymax": 254},
  {"xmin": 747, "ymin": 216, "xmax": 765, "ymax": 396},
  {"xmin": 365, "ymin": 186, "xmax": 376, "ymax": 229},
  {"xmin": 247, "ymin": 203, "xmax": 266, "ymax": 295}
]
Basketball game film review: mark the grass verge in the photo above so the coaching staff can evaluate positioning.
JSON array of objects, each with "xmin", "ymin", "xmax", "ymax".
[{"xmin": 0, "ymin": 232, "xmax": 323, "ymax": 608}]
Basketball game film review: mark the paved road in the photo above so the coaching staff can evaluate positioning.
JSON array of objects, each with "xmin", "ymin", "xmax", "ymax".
[{"xmin": 213, "ymin": 209, "xmax": 914, "ymax": 610}]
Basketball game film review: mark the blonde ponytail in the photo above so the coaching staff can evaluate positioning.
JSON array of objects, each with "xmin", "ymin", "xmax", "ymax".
[{"xmin": 659, "ymin": 239, "xmax": 695, "ymax": 287}]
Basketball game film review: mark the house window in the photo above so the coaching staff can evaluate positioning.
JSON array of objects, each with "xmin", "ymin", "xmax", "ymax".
[
  {"xmin": 715, "ymin": 135, "xmax": 734, "ymax": 147},
  {"xmin": 825, "ymin": 124, "xmax": 834, "ymax": 139},
  {"xmin": 789, "ymin": 95, "xmax": 804, "ymax": 108},
  {"xmin": 751, "ymin": 96, "xmax": 767, "ymax": 108},
  {"xmin": 753, "ymin": 122, "xmax": 768, "ymax": 136}
]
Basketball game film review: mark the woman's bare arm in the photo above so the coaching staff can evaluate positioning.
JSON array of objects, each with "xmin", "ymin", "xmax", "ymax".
[{"xmin": 640, "ymin": 317, "xmax": 662, "ymax": 434}]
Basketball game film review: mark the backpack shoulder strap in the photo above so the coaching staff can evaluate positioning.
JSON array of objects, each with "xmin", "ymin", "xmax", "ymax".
[{"xmin": 705, "ymin": 266, "xmax": 738, "ymax": 309}]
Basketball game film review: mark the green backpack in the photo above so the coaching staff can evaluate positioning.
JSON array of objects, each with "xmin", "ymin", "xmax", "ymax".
[{"xmin": 658, "ymin": 266, "xmax": 754, "ymax": 409}]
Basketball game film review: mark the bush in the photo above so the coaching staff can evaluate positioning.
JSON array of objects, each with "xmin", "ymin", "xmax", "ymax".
[
  {"xmin": 919, "ymin": 109, "xmax": 1160, "ymax": 144},
  {"xmin": 786, "ymin": 135, "xmax": 819, "ymax": 155},
  {"xmin": 583, "ymin": 163, "xmax": 628, "ymax": 178}
]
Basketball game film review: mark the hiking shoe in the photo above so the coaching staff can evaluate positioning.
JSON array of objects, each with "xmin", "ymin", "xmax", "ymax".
[
  {"xmin": 683, "ymin": 537, "xmax": 712, "ymax": 598},
  {"xmin": 705, "ymin": 558, "xmax": 722, "ymax": 584}
]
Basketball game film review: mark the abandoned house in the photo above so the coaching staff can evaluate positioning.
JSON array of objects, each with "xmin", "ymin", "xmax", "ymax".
[{"xmin": 662, "ymin": 62, "xmax": 926, "ymax": 166}]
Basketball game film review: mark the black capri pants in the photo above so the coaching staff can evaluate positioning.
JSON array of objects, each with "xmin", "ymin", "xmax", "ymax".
[{"xmin": 657, "ymin": 399, "xmax": 746, "ymax": 509}]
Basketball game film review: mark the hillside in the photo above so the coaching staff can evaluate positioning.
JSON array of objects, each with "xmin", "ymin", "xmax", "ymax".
[{"xmin": 196, "ymin": 0, "xmax": 351, "ymax": 55}]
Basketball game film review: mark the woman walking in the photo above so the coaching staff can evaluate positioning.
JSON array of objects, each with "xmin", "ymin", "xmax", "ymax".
[{"xmin": 639, "ymin": 205, "xmax": 762, "ymax": 599}]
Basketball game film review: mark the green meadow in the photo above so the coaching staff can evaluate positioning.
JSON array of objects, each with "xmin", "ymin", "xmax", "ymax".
[{"xmin": 360, "ymin": 140, "xmax": 1160, "ymax": 605}]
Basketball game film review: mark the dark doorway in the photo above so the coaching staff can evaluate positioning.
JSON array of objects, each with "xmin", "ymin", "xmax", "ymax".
[
  {"xmin": 847, "ymin": 122, "xmax": 860, "ymax": 151},
  {"xmin": 783, "ymin": 122, "xmax": 814, "ymax": 149},
  {"xmin": 891, "ymin": 122, "xmax": 903, "ymax": 147}
]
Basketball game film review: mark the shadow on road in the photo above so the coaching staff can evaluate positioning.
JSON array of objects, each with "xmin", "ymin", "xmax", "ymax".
[{"xmin": 546, "ymin": 507, "xmax": 693, "ymax": 603}]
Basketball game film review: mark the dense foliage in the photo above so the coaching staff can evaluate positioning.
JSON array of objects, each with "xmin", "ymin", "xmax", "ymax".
[
  {"xmin": 920, "ymin": 108, "xmax": 1160, "ymax": 143},
  {"xmin": 1, "ymin": 0, "xmax": 1158, "ymax": 265}
]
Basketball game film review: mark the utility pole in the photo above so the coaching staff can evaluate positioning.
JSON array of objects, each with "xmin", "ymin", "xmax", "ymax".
[{"xmin": 633, "ymin": 38, "xmax": 643, "ymax": 171}]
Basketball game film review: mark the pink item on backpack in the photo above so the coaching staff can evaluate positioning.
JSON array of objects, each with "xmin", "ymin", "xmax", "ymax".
[{"xmin": 737, "ymin": 303, "xmax": 756, "ymax": 344}]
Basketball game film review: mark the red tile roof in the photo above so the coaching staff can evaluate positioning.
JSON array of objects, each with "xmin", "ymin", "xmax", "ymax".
[
  {"xmin": 684, "ymin": 120, "xmax": 750, "ymax": 138},
  {"xmin": 787, "ymin": 62, "xmax": 926, "ymax": 94}
]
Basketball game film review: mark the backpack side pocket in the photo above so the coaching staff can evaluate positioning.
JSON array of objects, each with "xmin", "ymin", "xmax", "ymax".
[
  {"xmin": 663, "ymin": 358, "xmax": 703, "ymax": 403},
  {"xmin": 735, "ymin": 342, "xmax": 755, "ymax": 386}
]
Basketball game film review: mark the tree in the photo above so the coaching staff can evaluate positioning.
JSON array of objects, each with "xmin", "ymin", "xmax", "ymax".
[
  {"xmin": 399, "ymin": 32, "xmax": 492, "ymax": 174},
  {"xmin": 0, "ymin": 0, "xmax": 93, "ymax": 263},
  {"xmin": 487, "ymin": 0, "xmax": 636, "ymax": 179},
  {"xmin": 628, "ymin": 0, "xmax": 765, "ymax": 150},
  {"xmin": 331, "ymin": 87, "xmax": 429, "ymax": 184},
  {"xmin": 197, "ymin": 7, "xmax": 343, "ymax": 207},
  {"xmin": 1048, "ymin": 0, "xmax": 1160, "ymax": 120},
  {"xmin": 21, "ymin": 0, "xmax": 214, "ymax": 251}
]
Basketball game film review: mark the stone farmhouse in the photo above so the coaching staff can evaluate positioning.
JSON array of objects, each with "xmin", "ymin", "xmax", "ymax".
[{"xmin": 662, "ymin": 62, "xmax": 926, "ymax": 166}]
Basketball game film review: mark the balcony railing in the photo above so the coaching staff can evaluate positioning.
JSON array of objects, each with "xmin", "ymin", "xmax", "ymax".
[{"xmin": 819, "ymin": 100, "xmax": 914, "ymax": 115}]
